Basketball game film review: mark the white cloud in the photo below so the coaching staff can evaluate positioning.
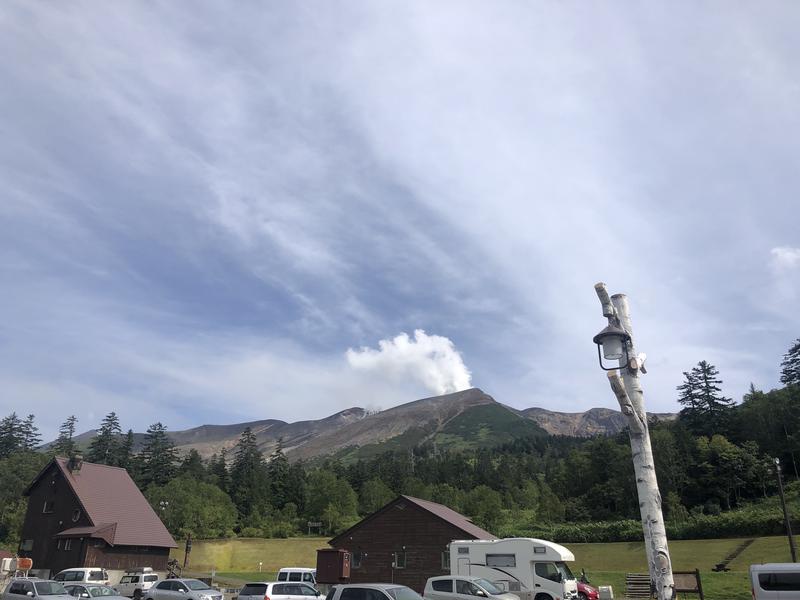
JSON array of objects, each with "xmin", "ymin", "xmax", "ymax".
[
  {"xmin": 771, "ymin": 246, "xmax": 800, "ymax": 270},
  {"xmin": 346, "ymin": 330, "xmax": 472, "ymax": 395}
]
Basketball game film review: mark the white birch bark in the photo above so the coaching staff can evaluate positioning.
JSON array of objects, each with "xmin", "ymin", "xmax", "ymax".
[{"xmin": 595, "ymin": 284, "xmax": 675, "ymax": 600}]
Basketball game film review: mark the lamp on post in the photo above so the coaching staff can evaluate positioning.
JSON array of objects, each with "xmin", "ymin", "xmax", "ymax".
[{"xmin": 592, "ymin": 323, "xmax": 631, "ymax": 370}]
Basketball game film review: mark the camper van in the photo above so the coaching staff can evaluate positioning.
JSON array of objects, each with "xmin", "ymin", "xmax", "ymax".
[{"xmin": 449, "ymin": 538, "xmax": 578, "ymax": 600}]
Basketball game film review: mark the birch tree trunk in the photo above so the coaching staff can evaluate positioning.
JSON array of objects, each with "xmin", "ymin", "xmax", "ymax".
[{"xmin": 595, "ymin": 285, "xmax": 675, "ymax": 600}]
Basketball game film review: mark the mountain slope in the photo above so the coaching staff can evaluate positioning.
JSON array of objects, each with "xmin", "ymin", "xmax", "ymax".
[{"xmin": 518, "ymin": 406, "xmax": 676, "ymax": 437}]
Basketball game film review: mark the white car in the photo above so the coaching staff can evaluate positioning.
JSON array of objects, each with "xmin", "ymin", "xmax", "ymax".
[
  {"xmin": 238, "ymin": 582, "xmax": 320, "ymax": 600},
  {"xmin": 115, "ymin": 571, "xmax": 159, "ymax": 599}
]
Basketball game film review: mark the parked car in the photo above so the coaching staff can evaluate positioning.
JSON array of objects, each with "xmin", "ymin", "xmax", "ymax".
[
  {"xmin": 239, "ymin": 582, "xmax": 319, "ymax": 600},
  {"xmin": 53, "ymin": 571, "xmax": 110, "ymax": 586},
  {"xmin": 115, "ymin": 569, "xmax": 159, "ymax": 599},
  {"xmin": 750, "ymin": 563, "xmax": 800, "ymax": 599},
  {"xmin": 145, "ymin": 580, "xmax": 221, "ymax": 600},
  {"xmin": 576, "ymin": 581, "xmax": 598, "ymax": 600},
  {"xmin": 2, "ymin": 578, "xmax": 73, "ymax": 600},
  {"xmin": 326, "ymin": 584, "xmax": 424, "ymax": 600},
  {"xmin": 424, "ymin": 577, "xmax": 519, "ymax": 600},
  {"xmin": 277, "ymin": 570, "xmax": 317, "ymax": 587},
  {"xmin": 64, "ymin": 584, "xmax": 126, "ymax": 600}
]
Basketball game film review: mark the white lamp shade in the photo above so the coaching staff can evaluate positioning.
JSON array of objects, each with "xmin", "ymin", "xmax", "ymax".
[{"xmin": 602, "ymin": 336, "xmax": 624, "ymax": 360}]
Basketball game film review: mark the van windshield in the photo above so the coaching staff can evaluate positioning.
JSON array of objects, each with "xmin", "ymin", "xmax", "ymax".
[
  {"xmin": 474, "ymin": 580, "xmax": 503, "ymax": 595},
  {"xmin": 556, "ymin": 563, "xmax": 574, "ymax": 581}
]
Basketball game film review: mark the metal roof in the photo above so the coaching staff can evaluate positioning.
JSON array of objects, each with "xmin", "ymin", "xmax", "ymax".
[{"xmin": 29, "ymin": 457, "xmax": 176, "ymax": 548}]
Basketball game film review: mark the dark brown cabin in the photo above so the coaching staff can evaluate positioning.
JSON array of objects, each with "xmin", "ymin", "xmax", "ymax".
[
  {"xmin": 328, "ymin": 495, "xmax": 494, "ymax": 593},
  {"xmin": 19, "ymin": 456, "xmax": 176, "ymax": 575}
]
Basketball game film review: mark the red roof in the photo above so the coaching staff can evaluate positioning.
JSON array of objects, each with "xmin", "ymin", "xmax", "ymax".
[
  {"xmin": 29, "ymin": 458, "xmax": 176, "ymax": 548},
  {"xmin": 0, "ymin": 550, "xmax": 12, "ymax": 560}
]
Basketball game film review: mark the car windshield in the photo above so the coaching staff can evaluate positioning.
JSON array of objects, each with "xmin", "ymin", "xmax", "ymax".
[
  {"xmin": 556, "ymin": 563, "xmax": 575, "ymax": 581},
  {"xmin": 474, "ymin": 580, "xmax": 503, "ymax": 595},
  {"xmin": 386, "ymin": 588, "xmax": 424, "ymax": 600},
  {"xmin": 186, "ymin": 581, "xmax": 212, "ymax": 591},
  {"xmin": 89, "ymin": 587, "xmax": 117, "ymax": 597},
  {"xmin": 35, "ymin": 582, "xmax": 68, "ymax": 596}
]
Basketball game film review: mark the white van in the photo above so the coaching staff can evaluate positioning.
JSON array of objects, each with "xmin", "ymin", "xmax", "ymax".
[
  {"xmin": 751, "ymin": 563, "xmax": 800, "ymax": 600},
  {"xmin": 277, "ymin": 569, "xmax": 317, "ymax": 587},
  {"xmin": 53, "ymin": 569, "xmax": 110, "ymax": 586}
]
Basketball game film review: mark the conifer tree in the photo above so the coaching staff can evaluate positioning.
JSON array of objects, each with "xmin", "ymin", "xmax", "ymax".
[
  {"xmin": 268, "ymin": 438, "xmax": 290, "ymax": 509},
  {"xmin": 0, "ymin": 412, "xmax": 23, "ymax": 458},
  {"xmin": 139, "ymin": 422, "xmax": 178, "ymax": 487},
  {"xmin": 116, "ymin": 429, "xmax": 135, "ymax": 469},
  {"xmin": 53, "ymin": 415, "xmax": 78, "ymax": 457},
  {"xmin": 677, "ymin": 360, "xmax": 734, "ymax": 436},
  {"xmin": 781, "ymin": 338, "xmax": 800, "ymax": 386},
  {"xmin": 210, "ymin": 449, "xmax": 231, "ymax": 493},
  {"xmin": 230, "ymin": 427, "xmax": 270, "ymax": 517},
  {"xmin": 87, "ymin": 412, "xmax": 122, "ymax": 465},
  {"xmin": 20, "ymin": 414, "xmax": 41, "ymax": 451}
]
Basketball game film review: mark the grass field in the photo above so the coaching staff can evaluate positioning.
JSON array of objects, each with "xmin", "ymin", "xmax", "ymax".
[{"xmin": 177, "ymin": 536, "xmax": 794, "ymax": 600}]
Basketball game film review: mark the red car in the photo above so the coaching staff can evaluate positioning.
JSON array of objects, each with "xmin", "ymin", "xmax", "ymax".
[{"xmin": 577, "ymin": 580, "xmax": 599, "ymax": 600}]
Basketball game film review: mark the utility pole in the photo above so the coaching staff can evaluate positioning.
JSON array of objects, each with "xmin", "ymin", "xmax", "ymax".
[
  {"xmin": 775, "ymin": 458, "xmax": 797, "ymax": 562},
  {"xmin": 594, "ymin": 283, "xmax": 675, "ymax": 600}
]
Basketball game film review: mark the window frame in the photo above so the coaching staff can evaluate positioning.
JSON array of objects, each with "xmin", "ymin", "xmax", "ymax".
[{"xmin": 392, "ymin": 551, "xmax": 407, "ymax": 570}]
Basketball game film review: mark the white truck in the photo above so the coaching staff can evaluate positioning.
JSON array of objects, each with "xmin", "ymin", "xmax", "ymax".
[
  {"xmin": 449, "ymin": 538, "xmax": 578, "ymax": 600},
  {"xmin": 114, "ymin": 568, "xmax": 160, "ymax": 599}
]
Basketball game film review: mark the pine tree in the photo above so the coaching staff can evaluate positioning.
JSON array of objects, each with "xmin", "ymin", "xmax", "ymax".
[
  {"xmin": 116, "ymin": 429, "xmax": 135, "ymax": 469},
  {"xmin": 139, "ymin": 422, "xmax": 178, "ymax": 487},
  {"xmin": 230, "ymin": 427, "xmax": 270, "ymax": 518},
  {"xmin": 781, "ymin": 338, "xmax": 800, "ymax": 387},
  {"xmin": 179, "ymin": 449, "xmax": 206, "ymax": 479},
  {"xmin": 0, "ymin": 412, "xmax": 24, "ymax": 458},
  {"xmin": 87, "ymin": 412, "xmax": 122, "ymax": 465},
  {"xmin": 268, "ymin": 438, "xmax": 290, "ymax": 509},
  {"xmin": 53, "ymin": 415, "xmax": 78, "ymax": 457},
  {"xmin": 210, "ymin": 449, "xmax": 231, "ymax": 493},
  {"xmin": 677, "ymin": 360, "xmax": 734, "ymax": 436},
  {"xmin": 20, "ymin": 414, "xmax": 41, "ymax": 451}
]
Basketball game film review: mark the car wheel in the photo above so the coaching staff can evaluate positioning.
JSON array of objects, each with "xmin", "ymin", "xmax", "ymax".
[
  {"xmin": 534, "ymin": 595, "xmax": 552, "ymax": 600},
  {"xmin": 133, "ymin": 591, "xmax": 142, "ymax": 600},
  {"xmin": 578, "ymin": 594, "xmax": 588, "ymax": 600}
]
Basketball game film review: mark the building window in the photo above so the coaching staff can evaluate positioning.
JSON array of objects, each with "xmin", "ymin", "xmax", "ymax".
[
  {"xmin": 57, "ymin": 539, "xmax": 63, "ymax": 550},
  {"xmin": 42, "ymin": 500, "xmax": 55, "ymax": 513},
  {"xmin": 20, "ymin": 540, "xmax": 33, "ymax": 551},
  {"xmin": 72, "ymin": 509, "xmax": 81, "ymax": 522},
  {"xmin": 64, "ymin": 539, "xmax": 73, "ymax": 551},
  {"xmin": 352, "ymin": 552, "xmax": 363, "ymax": 569},
  {"xmin": 392, "ymin": 551, "xmax": 406, "ymax": 569},
  {"xmin": 441, "ymin": 551, "xmax": 450, "ymax": 570}
]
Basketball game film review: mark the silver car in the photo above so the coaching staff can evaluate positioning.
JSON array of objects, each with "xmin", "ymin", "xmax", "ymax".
[
  {"xmin": 326, "ymin": 584, "xmax": 424, "ymax": 600},
  {"xmin": 64, "ymin": 584, "xmax": 126, "ymax": 600},
  {"xmin": 239, "ymin": 582, "xmax": 320, "ymax": 600},
  {"xmin": 2, "ymin": 579, "xmax": 73, "ymax": 600},
  {"xmin": 145, "ymin": 580, "xmax": 221, "ymax": 600}
]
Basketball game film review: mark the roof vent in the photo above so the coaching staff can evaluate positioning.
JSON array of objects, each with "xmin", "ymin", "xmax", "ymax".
[{"xmin": 68, "ymin": 454, "xmax": 84, "ymax": 473}]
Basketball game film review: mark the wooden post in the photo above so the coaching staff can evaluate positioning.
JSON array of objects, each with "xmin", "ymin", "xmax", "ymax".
[{"xmin": 595, "ymin": 283, "xmax": 675, "ymax": 600}]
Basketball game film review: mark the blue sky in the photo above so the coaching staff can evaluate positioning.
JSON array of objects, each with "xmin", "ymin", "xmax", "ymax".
[{"xmin": 1, "ymin": 2, "xmax": 798, "ymax": 439}]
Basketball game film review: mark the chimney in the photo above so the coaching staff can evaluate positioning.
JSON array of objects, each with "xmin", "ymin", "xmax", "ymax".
[{"xmin": 68, "ymin": 454, "xmax": 83, "ymax": 473}]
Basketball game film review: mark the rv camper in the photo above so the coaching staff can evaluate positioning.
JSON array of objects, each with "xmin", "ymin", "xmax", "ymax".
[{"xmin": 449, "ymin": 538, "xmax": 578, "ymax": 600}]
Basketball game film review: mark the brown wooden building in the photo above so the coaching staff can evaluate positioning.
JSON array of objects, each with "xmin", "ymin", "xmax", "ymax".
[
  {"xmin": 328, "ymin": 495, "xmax": 494, "ymax": 593},
  {"xmin": 20, "ymin": 456, "xmax": 176, "ymax": 575}
]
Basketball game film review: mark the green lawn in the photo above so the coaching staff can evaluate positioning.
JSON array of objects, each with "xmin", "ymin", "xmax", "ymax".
[{"xmin": 180, "ymin": 535, "xmax": 794, "ymax": 600}]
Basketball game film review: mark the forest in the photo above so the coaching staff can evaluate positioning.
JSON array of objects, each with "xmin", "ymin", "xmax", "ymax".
[{"xmin": 1, "ymin": 338, "xmax": 799, "ymax": 549}]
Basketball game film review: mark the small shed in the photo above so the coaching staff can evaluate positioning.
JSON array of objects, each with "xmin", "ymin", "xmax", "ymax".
[{"xmin": 328, "ymin": 495, "xmax": 494, "ymax": 593}]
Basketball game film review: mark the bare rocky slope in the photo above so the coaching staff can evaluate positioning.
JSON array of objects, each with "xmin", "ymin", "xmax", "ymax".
[{"xmin": 62, "ymin": 389, "xmax": 676, "ymax": 461}]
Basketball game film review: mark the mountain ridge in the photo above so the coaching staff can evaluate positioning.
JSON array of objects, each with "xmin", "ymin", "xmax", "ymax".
[{"xmin": 57, "ymin": 388, "xmax": 676, "ymax": 461}]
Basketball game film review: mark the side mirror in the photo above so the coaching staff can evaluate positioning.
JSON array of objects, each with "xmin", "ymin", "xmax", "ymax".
[
  {"xmin": 557, "ymin": 574, "xmax": 563, "ymax": 583},
  {"xmin": 26, "ymin": 593, "xmax": 34, "ymax": 598},
  {"xmin": 82, "ymin": 594, "xmax": 91, "ymax": 598},
  {"xmin": 476, "ymin": 591, "xmax": 487, "ymax": 598},
  {"xmin": 177, "ymin": 590, "xmax": 187, "ymax": 594},
  {"xmin": 316, "ymin": 593, "xmax": 321, "ymax": 597}
]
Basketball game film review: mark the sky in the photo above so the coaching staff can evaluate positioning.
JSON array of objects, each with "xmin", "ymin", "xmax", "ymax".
[{"xmin": 1, "ymin": 2, "xmax": 798, "ymax": 440}]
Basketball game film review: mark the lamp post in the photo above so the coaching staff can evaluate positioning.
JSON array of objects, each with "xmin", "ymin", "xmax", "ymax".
[
  {"xmin": 774, "ymin": 458, "xmax": 797, "ymax": 562},
  {"xmin": 593, "ymin": 283, "xmax": 674, "ymax": 600}
]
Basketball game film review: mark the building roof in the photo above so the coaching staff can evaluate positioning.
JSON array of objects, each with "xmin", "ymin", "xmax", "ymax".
[
  {"xmin": 26, "ymin": 457, "xmax": 176, "ymax": 548},
  {"xmin": 330, "ymin": 494, "xmax": 494, "ymax": 546},
  {"xmin": 0, "ymin": 550, "xmax": 12, "ymax": 560}
]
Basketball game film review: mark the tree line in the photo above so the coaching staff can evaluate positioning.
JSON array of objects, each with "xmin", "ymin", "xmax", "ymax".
[{"xmin": 1, "ymin": 337, "xmax": 799, "ymax": 549}]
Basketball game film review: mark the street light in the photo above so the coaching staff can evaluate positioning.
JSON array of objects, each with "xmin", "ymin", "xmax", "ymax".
[
  {"xmin": 592, "ymin": 322, "xmax": 631, "ymax": 370},
  {"xmin": 774, "ymin": 458, "xmax": 797, "ymax": 562}
]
